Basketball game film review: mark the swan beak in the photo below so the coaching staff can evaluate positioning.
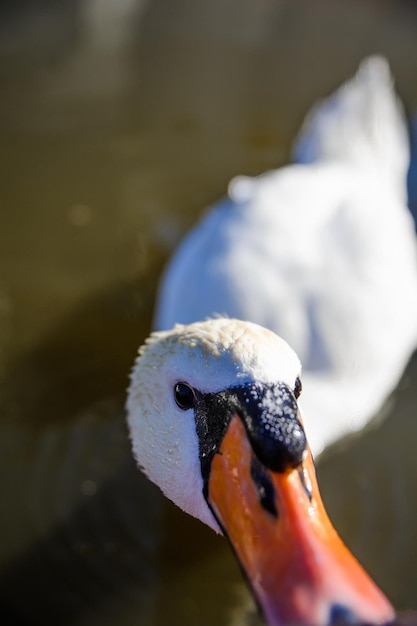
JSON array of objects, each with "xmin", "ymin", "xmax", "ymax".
[{"xmin": 207, "ymin": 413, "xmax": 394, "ymax": 626}]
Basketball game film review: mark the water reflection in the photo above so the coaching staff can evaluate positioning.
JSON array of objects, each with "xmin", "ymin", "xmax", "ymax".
[{"xmin": 1, "ymin": 1, "xmax": 417, "ymax": 624}]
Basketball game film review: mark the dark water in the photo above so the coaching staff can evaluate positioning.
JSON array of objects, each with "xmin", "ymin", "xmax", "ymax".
[{"xmin": 1, "ymin": 1, "xmax": 417, "ymax": 624}]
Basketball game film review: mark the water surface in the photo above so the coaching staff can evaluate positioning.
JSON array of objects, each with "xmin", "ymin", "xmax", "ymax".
[{"xmin": 1, "ymin": 1, "xmax": 417, "ymax": 624}]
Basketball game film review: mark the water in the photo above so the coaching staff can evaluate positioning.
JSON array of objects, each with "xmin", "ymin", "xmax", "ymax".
[{"xmin": 1, "ymin": 1, "xmax": 417, "ymax": 624}]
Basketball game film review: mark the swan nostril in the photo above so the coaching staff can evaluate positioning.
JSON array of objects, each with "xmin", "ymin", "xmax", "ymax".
[
  {"xmin": 329, "ymin": 604, "xmax": 359, "ymax": 625},
  {"xmin": 250, "ymin": 457, "xmax": 278, "ymax": 518},
  {"xmin": 298, "ymin": 466, "xmax": 313, "ymax": 502}
]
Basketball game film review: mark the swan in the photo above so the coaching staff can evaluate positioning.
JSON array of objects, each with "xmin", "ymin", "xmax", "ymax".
[
  {"xmin": 154, "ymin": 57, "xmax": 417, "ymax": 456},
  {"xmin": 126, "ymin": 318, "xmax": 394, "ymax": 626}
]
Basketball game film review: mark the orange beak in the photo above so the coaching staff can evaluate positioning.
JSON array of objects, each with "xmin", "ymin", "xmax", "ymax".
[{"xmin": 206, "ymin": 412, "xmax": 394, "ymax": 626}]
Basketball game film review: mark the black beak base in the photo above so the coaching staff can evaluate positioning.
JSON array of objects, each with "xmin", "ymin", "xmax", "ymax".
[{"xmin": 194, "ymin": 381, "xmax": 307, "ymax": 488}]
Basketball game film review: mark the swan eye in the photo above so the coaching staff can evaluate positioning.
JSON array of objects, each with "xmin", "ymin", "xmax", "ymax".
[
  {"xmin": 294, "ymin": 377, "xmax": 302, "ymax": 399},
  {"xmin": 174, "ymin": 382, "xmax": 196, "ymax": 410}
]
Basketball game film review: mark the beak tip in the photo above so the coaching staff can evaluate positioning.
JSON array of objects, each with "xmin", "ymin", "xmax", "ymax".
[{"xmin": 328, "ymin": 603, "xmax": 367, "ymax": 625}]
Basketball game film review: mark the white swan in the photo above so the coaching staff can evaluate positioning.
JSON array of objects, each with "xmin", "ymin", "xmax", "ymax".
[
  {"xmin": 154, "ymin": 57, "xmax": 417, "ymax": 456},
  {"xmin": 127, "ymin": 318, "xmax": 394, "ymax": 626}
]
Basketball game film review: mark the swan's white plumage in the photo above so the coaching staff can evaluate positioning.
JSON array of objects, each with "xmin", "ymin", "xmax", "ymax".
[
  {"xmin": 293, "ymin": 56, "xmax": 408, "ymax": 196},
  {"xmin": 154, "ymin": 57, "xmax": 417, "ymax": 455},
  {"xmin": 127, "ymin": 318, "xmax": 301, "ymax": 531}
]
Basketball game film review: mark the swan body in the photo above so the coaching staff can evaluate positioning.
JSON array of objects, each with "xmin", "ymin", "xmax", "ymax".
[
  {"xmin": 154, "ymin": 57, "xmax": 417, "ymax": 456},
  {"xmin": 127, "ymin": 318, "xmax": 394, "ymax": 626}
]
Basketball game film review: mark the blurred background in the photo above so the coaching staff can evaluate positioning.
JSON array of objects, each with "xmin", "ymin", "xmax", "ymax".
[{"xmin": 0, "ymin": 1, "xmax": 417, "ymax": 625}]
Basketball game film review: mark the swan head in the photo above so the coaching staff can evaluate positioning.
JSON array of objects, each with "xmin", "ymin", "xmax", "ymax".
[
  {"xmin": 127, "ymin": 318, "xmax": 302, "ymax": 530},
  {"xmin": 127, "ymin": 318, "xmax": 394, "ymax": 626}
]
